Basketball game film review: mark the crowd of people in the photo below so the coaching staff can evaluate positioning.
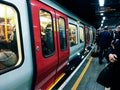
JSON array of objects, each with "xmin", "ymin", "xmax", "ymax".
[{"xmin": 96, "ymin": 25, "xmax": 120, "ymax": 90}]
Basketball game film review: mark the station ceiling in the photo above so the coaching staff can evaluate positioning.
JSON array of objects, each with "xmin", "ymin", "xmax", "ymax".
[{"xmin": 54, "ymin": 0, "xmax": 120, "ymax": 29}]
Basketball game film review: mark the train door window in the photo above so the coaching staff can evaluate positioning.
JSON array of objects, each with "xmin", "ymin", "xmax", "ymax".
[
  {"xmin": 0, "ymin": 4, "xmax": 22, "ymax": 71},
  {"xmin": 79, "ymin": 26, "xmax": 85, "ymax": 43},
  {"xmin": 89, "ymin": 28, "xmax": 93, "ymax": 43},
  {"xmin": 39, "ymin": 9, "xmax": 54, "ymax": 57},
  {"xmin": 69, "ymin": 24, "xmax": 78, "ymax": 46},
  {"xmin": 85, "ymin": 26, "xmax": 90, "ymax": 47},
  {"xmin": 58, "ymin": 17, "xmax": 67, "ymax": 50}
]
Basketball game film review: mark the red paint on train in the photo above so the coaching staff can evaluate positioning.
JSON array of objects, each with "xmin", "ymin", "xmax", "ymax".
[{"xmin": 31, "ymin": 0, "xmax": 69, "ymax": 89}]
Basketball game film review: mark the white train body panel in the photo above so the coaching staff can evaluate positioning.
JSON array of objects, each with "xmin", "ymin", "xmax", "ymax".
[
  {"xmin": 68, "ymin": 18, "xmax": 85, "ymax": 62},
  {"xmin": 0, "ymin": 0, "xmax": 33, "ymax": 90}
]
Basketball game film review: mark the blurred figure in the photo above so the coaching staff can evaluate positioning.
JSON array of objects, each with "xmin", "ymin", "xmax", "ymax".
[
  {"xmin": 45, "ymin": 24, "xmax": 54, "ymax": 54},
  {"xmin": 105, "ymin": 34, "xmax": 120, "ymax": 90},
  {"xmin": 0, "ymin": 25, "xmax": 5, "ymax": 40},
  {"xmin": 98, "ymin": 26, "xmax": 112, "ymax": 64},
  {"xmin": 8, "ymin": 26, "xmax": 18, "ymax": 55},
  {"xmin": 114, "ymin": 25, "xmax": 120, "ymax": 42},
  {"xmin": 41, "ymin": 31, "xmax": 47, "ymax": 55},
  {"xmin": 109, "ymin": 29, "xmax": 114, "ymax": 40},
  {"xmin": 111, "ymin": 25, "xmax": 120, "ymax": 49}
]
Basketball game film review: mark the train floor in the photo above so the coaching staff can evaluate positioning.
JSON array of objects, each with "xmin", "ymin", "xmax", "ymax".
[{"xmin": 58, "ymin": 57, "xmax": 111, "ymax": 90}]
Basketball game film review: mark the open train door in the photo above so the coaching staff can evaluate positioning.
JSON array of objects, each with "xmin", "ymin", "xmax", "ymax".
[{"xmin": 30, "ymin": 0, "xmax": 59, "ymax": 89}]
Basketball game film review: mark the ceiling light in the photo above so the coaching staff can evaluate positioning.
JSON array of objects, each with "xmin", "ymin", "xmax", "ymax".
[
  {"xmin": 101, "ymin": 24, "xmax": 103, "ymax": 26},
  {"xmin": 99, "ymin": 0, "xmax": 104, "ymax": 6},
  {"xmin": 101, "ymin": 20, "xmax": 104, "ymax": 23},
  {"xmin": 100, "ymin": 13, "xmax": 104, "ymax": 16},
  {"xmin": 103, "ymin": 16, "xmax": 106, "ymax": 20}
]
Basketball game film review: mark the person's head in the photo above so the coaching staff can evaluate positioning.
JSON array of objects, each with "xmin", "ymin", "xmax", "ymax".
[
  {"xmin": 116, "ymin": 25, "xmax": 120, "ymax": 32},
  {"xmin": 46, "ymin": 24, "xmax": 52, "ymax": 29},
  {"xmin": 104, "ymin": 26, "xmax": 108, "ymax": 30}
]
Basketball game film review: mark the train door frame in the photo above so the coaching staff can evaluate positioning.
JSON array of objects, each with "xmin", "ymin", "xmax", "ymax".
[
  {"xmin": 30, "ymin": 0, "xmax": 69, "ymax": 89},
  {"xmin": 55, "ymin": 10, "xmax": 69, "ymax": 79},
  {"xmin": 78, "ymin": 23, "xmax": 86, "ymax": 54},
  {"xmin": 30, "ymin": 1, "xmax": 58, "ymax": 89},
  {"xmin": 89, "ymin": 27, "xmax": 94, "ymax": 45},
  {"xmin": 68, "ymin": 18, "xmax": 79, "ymax": 62},
  {"xmin": 84, "ymin": 25, "xmax": 90, "ymax": 49}
]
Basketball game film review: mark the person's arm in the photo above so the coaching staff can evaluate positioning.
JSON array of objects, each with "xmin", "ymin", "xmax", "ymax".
[{"xmin": 105, "ymin": 46, "xmax": 115, "ymax": 62}]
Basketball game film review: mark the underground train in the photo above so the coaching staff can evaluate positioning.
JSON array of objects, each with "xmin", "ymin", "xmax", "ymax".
[{"xmin": 0, "ymin": 0, "xmax": 96, "ymax": 90}]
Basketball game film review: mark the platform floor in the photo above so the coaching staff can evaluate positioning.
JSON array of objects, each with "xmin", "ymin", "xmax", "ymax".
[{"xmin": 62, "ymin": 57, "xmax": 110, "ymax": 90}]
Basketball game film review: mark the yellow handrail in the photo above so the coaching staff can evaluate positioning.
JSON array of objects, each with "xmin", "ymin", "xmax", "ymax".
[{"xmin": 4, "ymin": 5, "xmax": 8, "ymax": 41}]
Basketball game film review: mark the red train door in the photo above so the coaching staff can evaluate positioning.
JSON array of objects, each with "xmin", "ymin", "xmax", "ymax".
[
  {"xmin": 30, "ymin": 1, "xmax": 58, "ymax": 89},
  {"xmin": 55, "ymin": 10, "xmax": 69, "ymax": 78}
]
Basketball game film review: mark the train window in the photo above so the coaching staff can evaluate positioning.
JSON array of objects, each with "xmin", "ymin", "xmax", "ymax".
[
  {"xmin": 85, "ymin": 26, "xmax": 90, "ymax": 47},
  {"xmin": 58, "ymin": 17, "xmax": 67, "ymax": 50},
  {"xmin": 39, "ymin": 10, "xmax": 54, "ymax": 57},
  {"xmin": 89, "ymin": 28, "xmax": 93, "ymax": 43},
  {"xmin": 0, "ymin": 4, "xmax": 22, "ymax": 70},
  {"xmin": 79, "ymin": 26, "xmax": 85, "ymax": 42},
  {"xmin": 69, "ymin": 24, "xmax": 78, "ymax": 46}
]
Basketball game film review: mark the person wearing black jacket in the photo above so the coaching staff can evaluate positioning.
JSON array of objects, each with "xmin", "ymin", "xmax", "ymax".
[
  {"xmin": 98, "ymin": 26, "xmax": 112, "ymax": 64},
  {"xmin": 106, "ymin": 39, "xmax": 120, "ymax": 90}
]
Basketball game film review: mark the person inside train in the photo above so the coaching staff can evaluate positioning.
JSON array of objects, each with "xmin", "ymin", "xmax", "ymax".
[
  {"xmin": 8, "ymin": 25, "xmax": 18, "ymax": 55},
  {"xmin": 0, "ymin": 24, "xmax": 5, "ymax": 40},
  {"xmin": 98, "ymin": 26, "xmax": 112, "ymax": 64},
  {"xmin": 0, "ymin": 24, "xmax": 10, "ymax": 50},
  {"xmin": 0, "ymin": 25, "xmax": 17, "ymax": 69},
  {"xmin": 41, "ymin": 31, "xmax": 48, "ymax": 55},
  {"xmin": 45, "ymin": 23, "xmax": 54, "ymax": 54}
]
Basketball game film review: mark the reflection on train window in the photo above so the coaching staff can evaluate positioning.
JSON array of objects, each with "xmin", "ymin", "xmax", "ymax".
[
  {"xmin": 79, "ymin": 27, "xmax": 85, "ymax": 42},
  {"xmin": 58, "ymin": 17, "xmax": 67, "ymax": 50},
  {"xmin": 0, "ymin": 4, "xmax": 22, "ymax": 70},
  {"xmin": 39, "ymin": 10, "xmax": 54, "ymax": 57},
  {"xmin": 69, "ymin": 24, "xmax": 78, "ymax": 46}
]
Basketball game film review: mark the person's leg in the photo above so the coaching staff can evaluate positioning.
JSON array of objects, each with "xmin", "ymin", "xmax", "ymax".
[{"xmin": 99, "ymin": 47, "xmax": 104, "ymax": 64}]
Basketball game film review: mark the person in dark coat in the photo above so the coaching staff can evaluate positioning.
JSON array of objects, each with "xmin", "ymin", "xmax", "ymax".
[
  {"xmin": 45, "ymin": 24, "xmax": 54, "ymax": 54},
  {"xmin": 110, "ymin": 25, "xmax": 120, "ymax": 49},
  {"xmin": 98, "ymin": 26, "xmax": 112, "ymax": 64},
  {"xmin": 105, "ymin": 39, "xmax": 120, "ymax": 90}
]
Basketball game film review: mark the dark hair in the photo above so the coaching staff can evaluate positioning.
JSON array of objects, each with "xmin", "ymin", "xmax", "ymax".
[
  {"xmin": 104, "ymin": 26, "xmax": 108, "ymax": 30},
  {"xmin": 46, "ymin": 24, "xmax": 52, "ymax": 28}
]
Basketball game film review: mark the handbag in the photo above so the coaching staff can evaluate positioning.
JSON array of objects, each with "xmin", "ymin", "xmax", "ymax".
[{"xmin": 96, "ymin": 63, "xmax": 113, "ymax": 88}]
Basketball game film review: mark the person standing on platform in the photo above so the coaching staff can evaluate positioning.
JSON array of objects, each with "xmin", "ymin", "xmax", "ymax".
[
  {"xmin": 105, "ymin": 38, "xmax": 120, "ymax": 90},
  {"xmin": 98, "ymin": 26, "xmax": 112, "ymax": 64}
]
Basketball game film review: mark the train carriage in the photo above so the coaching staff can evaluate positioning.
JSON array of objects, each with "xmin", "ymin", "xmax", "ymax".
[
  {"xmin": 0, "ymin": 0, "xmax": 96, "ymax": 90},
  {"xmin": 0, "ymin": 0, "xmax": 33, "ymax": 90}
]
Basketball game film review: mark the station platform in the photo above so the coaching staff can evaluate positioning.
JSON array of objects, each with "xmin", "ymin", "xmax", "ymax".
[{"xmin": 57, "ymin": 57, "xmax": 110, "ymax": 90}]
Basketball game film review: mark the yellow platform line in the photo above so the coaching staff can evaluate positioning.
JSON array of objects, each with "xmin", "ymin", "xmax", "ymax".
[
  {"xmin": 48, "ymin": 73, "xmax": 65, "ymax": 90},
  {"xmin": 71, "ymin": 57, "xmax": 93, "ymax": 90}
]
